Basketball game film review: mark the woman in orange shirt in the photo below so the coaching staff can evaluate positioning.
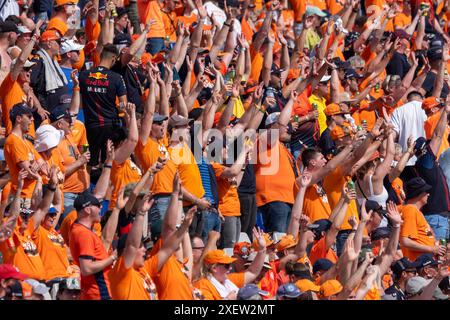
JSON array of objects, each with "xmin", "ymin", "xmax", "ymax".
[
  {"xmin": 194, "ymin": 228, "xmax": 267, "ymax": 300},
  {"xmin": 212, "ymin": 140, "xmax": 252, "ymax": 248}
]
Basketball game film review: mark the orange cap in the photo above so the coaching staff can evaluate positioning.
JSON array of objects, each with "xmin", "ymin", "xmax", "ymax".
[
  {"xmin": 40, "ymin": 30, "xmax": 60, "ymax": 42},
  {"xmin": 141, "ymin": 52, "xmax": 152, "ymax": 66},
  {"xmin": 233, "ymin": 242, "xmax": 252, "ymax": 257},
  {"xmin": 330, "ymin": 124, "xmax": 352, "ymax": 140},
  {"xmin": 276, "ymin": 234, "xmax": 297, "ymax": 252},
  {"xmin": 203, "ymin": 250, "xmax": 237, "ymax": 265},
  {"xmin": 252, "ymin": 233, "xmax": 274, "ymax": 250},
  {"xmin": 46, "ymin": 18, "xmax": 68, "ymax": 36},
  {"xmin": 422, "ymin": 97, "xmax": 440, "ymax": 111},
  {"xmin": 319, "ymin": 280, "xmax": 343, "ymax": 298},
  {"xmin": 324, "ymin": 103, "xmax": 346, "ymax": 116},
  {"xmin": 55, "ymin": 0, "xmax": 78, "ymax": 6},
  {"xmin": 287, "ymin": 69, "xmax": 300, "ymax": 81},
  {"xmin": 295, "ymin": 279, "xmax": 321, "ymax": 292}
]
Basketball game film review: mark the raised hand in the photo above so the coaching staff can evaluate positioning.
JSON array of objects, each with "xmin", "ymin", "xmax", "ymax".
[
  {"xmin": 105, "ymin": 139, "xmax": 115, "ymax": 163},
  {"xmin": 138, "ymin": 193, "xmax": 155, "ymax": 213},
  {"xmin": 183, "ymin": 205, "xmax": 197, "ymax": 226},
  {"xmin": 173, "ymin": 171, "xmax": 181, "ymax": 195},
  {"xmin": 71, "ymin": 69, "xmax": 79, "ymax": 87},
  {"xmin": 298, "ymin": 170, "xmax": 312, "ymax": 188},
  {"xmin": 115, "ymin": 187, "xmax": 129, "ymax": 210},
  {"xmin": 252, "ymin": 227, "xmax": 267, "ymax": 251},
  {"xmin": 18, "ymin": 168, "xmax": 29, "ymax": 190}
]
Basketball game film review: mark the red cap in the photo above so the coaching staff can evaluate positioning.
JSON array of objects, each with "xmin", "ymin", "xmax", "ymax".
[{"xmin": 0, "ymin": 264, "xmax": 28, "ymax": 280}]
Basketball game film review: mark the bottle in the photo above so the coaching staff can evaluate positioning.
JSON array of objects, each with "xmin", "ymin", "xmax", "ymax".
[
  {"xmin": 82, "ymin": 144, "xmax": 89, "ymax": 153},
  {"xmin": 357, "ymin": 125, "xmax": 363, "ymax": 131},
  {"xmin": 111, "ymin": 1, "xmax": 118, "ymax": 17},
  {"xmin": 375, "ymin": 83, "xmax": 380, "ymax": 93},
  {"xmin": 312, "ymin": 103, "xmax": 318, "ymax": 110},
  {"xmin": 440, "ymin": 239, "xmax": 447, "ymax": 247},
  {"xmin": 293, "ymin": 115, "xmax": 299, "ymax": 122},
  {"xmin": 347, "ymin": 180, "xmax": 355, "ymax": 190}
]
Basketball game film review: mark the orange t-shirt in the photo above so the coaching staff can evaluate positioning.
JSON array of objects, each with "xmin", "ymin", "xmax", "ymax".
[
  {"xmin": 147, "ymin": 239, "xmax": 197, "ymax": 300},
  {"xmin": 169, "ymin": 143, "xmax": 204, "ymax": 206},
  {"xmin": 255, "ymin": 140, "xmax": 297, "ymax": 207},
  {"xmin": 58, "ymin": 135, "xmax": 90, "ymax": 194},
  {"xmin": 400, "ymin": 204, "xmax": 436, "ymax": 261},
  {"xmin": 327, "ymin": 0, "xmax": 343, "ymax": 14},
  {"xmin": 175, "ymin": 13, "xmax": 197, "ymax": 29},
  {"xmin": 194, "ymin": 272, "xmax": 245, "ymax": 300},
  {"xmin": 289, "ymin": 0, "xmax": 306, "ymax": 22},
  {"xmin": 249, "ymin": 51, "xmax": 264, "ymax": 84},
  {"xmin": 4, "ymin": 133, "xmax": 41, "ymax": 199},
  {"xmin": 32, "ymin": 225, "xmax": 69, "ymax": 280},
  {"xmin": 69, "ymin": 222, "xmax": 112, "ymax": 300},
  {"xmin": 0, "ymin": 219, "xmax": 46, "ymax": 281},
  {"xmin": 68, "ymin": 120, "xmax": 88, "ymax": 146},
  {"xmin": 323, "ymin": 167, "xmax": 360, "ymax": 230},
  {"xmin": 143, "ymin": 1, "xmax": 166, "ymax": 38},
  {"xmin": 1, "ymin": 182, "xmax": 11, "ymax": 204},
  {"xmin": 135, "ymin": 138, "xmax": 178, "ymax": 195},
  {"xmin": 0, "ymin": 73, "xmax": 36, "ymax": 137},
  {"xmin": 309, "ymin": 237, "xmax": 338, "ymax": 266},
  {"xmin": 394, "ymin": 13, "xmax": 412, "ymax": 29},
  {"xmin": 109, "ymin": 159, "xmax": 142, "ymax": 210},
  {"xmin": 60, "ymin": 210, "xmax": 101, "ymax": 246},
  {"xmin": 211, "ymin": 162, "xmax": 241, "ymax": 217},
  {"xmin": 424, "ymin": 111, "xmax": 449, "ymax": 159},
  {"xmin": 303, "ymin": 184, "xmax": 332, "ymax": 222},
  {"xmin": 109, "ymin": 255, "xmax": 158, "ymax": 300}
]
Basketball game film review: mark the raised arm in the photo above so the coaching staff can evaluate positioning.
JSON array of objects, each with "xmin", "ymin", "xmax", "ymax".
[
  {"xmin": 161, "ymin": 173, "xmax": 182, "ymax": 242},
  {"xmin": 429, "ymin": 99, "xmax": 450, "ymax": 156},
  {"xmin": 114, "ymin": 103, "xmax": 138, "ymax": 164},
  {"xmin": 101, "ymin": 188, "xmax": 125, "ymax": 250},
  {"xmin": 123, "ymin": 194, "xmax": 154, "ymax": 268},
  {"xmin": 325, "ymin": 188, "xmax": 354, "ymax": 250},
  {"xmin": 11, "ymin": 23, "xmax": 40, "ymax": 80},
  {"xmin": 287, "ymin": 172, "xmax": 311, "ymax": 236},
  {"xmin": 92, "ymin": 141, "xmax": 114, "ymax": 199},
  {"xmin": 139, "ymin": 70, "xmax": 156, "ymax": 145},
  {"xmin": 261, "ymin": 33, "xmax": 275, "ymax": 87},
  {"xmin": 243, "ymin": 228, "xmax": 267, "ymax": 284},
  {"xmin": 32, "ymin": 166, "xmax": 58, "ymax": 231}
]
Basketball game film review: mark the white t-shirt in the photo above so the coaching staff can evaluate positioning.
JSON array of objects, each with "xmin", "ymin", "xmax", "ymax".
[
  {"xmin": 0, "ymin": 0, "xmax": 19, "ymax": 21},
  {"xmin": 192, "ymin": 1, "xmax": 241, "ymax": 35},
  {"xmin": 391, "ymin": 100, "xmax": 427, "ymax": 166}
]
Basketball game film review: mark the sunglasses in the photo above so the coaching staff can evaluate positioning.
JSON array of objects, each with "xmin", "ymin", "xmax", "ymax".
[{"xmin": 217, "ymin": 263, "xmax": 232, "ymax": 270}]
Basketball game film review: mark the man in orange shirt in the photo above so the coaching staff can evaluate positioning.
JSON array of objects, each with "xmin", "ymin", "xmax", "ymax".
[
  {"xmin": 69, "ymin": 191, "xmax": 117, "ymax": 300},
  {"xmin": 47, "ymin": 0, "xmax": 79, "ymax": 37},
  {"xmin": 4, "ymin": 103, "xmax": 45, "ymax": 205},
  {"xmin": 400, "ymin": 177, "xmax": 446, "ymax": 261},
  {"xmin": 422, "ymin": 96, "xmax": 449, "ymax": 159}
]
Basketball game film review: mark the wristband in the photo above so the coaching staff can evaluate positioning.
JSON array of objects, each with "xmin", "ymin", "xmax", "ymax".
[
  {"xmin": 104, "ymin": 164, "xmax": 112, "ymax": 169},
  {"xmin": 224, "ymin": 22, "xmax": 231, "ymax": 27},
  {"xmin": 47, "ymin": 184, "xmax": 57, "ymax": 192},
  {"xmin": 136, "ymin": 211, "xmax": 146, "ymax": 217},
  {"xmin": 73, "ymin": 86, "xmax": 80, "ymax": 92}
]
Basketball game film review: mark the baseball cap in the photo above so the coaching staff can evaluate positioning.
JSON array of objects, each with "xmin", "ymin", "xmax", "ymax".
[
  {"xmin": 203, "ymin": 250, "xmax": 237, "ymax": 265},
  {"xmin": 305, "ymin": 5, "xmax": 327, "ymax": 17},
  {"xmin": 404, "ymin": 177, "xmax": 432, "ymax": 200},
  {"xmin": 312, "ymin": 258, "xmax": 334, "ymax": 274},
  {"xmin": 40, "ymin": 30, "xmax": 61, "ymax": 42},
  {"xmin": 34, "ymin": 124, "xmax": 64, "ymax": 152},
  {"xmin": 237, "ymin": 284, "xmax": 269, "ymax": 300},
  {"xmin": 11, "ymin": 58, "xmax": 36, "ymax": 69},
  {"xmin": 324, "ymin": 103, "xmax": 347, "ymax": 116},
  {"xmin": 233, "ymin": 242, "xmax": 251, "ymax": 259},
  {"xmin": 413, "ymin": 137, "xmax": 428, "ymax": 155},
  {"xmin": 25, "ymin": 279, "xmax": 51, "ymax": 300},
  {"xmin": 295, "ymin": 279, "xmax": 320, "ymax": 292},
  {"xmin": 308, "ymin": 219, "xmax": 332, "ymax": 236},
  {"xmin": 365, "ymin": 200, "xmax": 388, "ymax": 218},
  {"xmin": 338, "ymin": 92, "xmax": 357, "ymax": 103},
  {"xmin": 55, "ymin": 0, "xmax": 79, "ymax": 6},
  {"xmin": 152, "ymin": 113, "xmax": 168, "ymax": 124},
  {"xmin": 319, "ymin": 75, "xmax": 331, "ymax": 83},
  {"xmin": 60, "ymin": 39, "xmax": 85, "ymax": 55},
  {"xmin": 0, "ymin": 20, "xmax": 19, "ymax": 33},
  {"xmin": 415, "ymin": 254, "xmax": 439, "ymax": 269},
  {"xmin": 73, "ymin": 191, "xmax": 101, "ymax": 212},
  {"xmin": 276, "ymin": 234, "xmax": 297, "ymax": 252},
  {"xmin": 17, "ymin": 25, "xmax": 32, "ymax": 35},
  {"xmin": 319, "ymin": 280, "xmax": 343, "ymax": 298},
  {"xmin": 9, "ymin": 103, "xmax": 33, "ymax": 122},
  {"xmin": 391, "ymin": 257, "xmax": 420, "ymax": 276},
  {"xmin": 370, "ymin": 227, "xmax": 391, "ymax": 241},
  {"xmin": 59, "ymin": 277, "xmax": 81, "ymax": 291},
  {"xmin": 406, "ymin": 276, "xmax": 449, "ymax": 300},
  {"xmin": 0, "ymin": 264, "xmax": 28, "ymax": 280},
  {"xmin": 277, "ymin": 283, "xmax": 302, "ymax": 299},
  {"xmin": 422, "ymin": 96, "xmax": 441, "ymax": 111},
  {"xmin": 265, "ymin": 112, "xmax": 280, "ymax": 127},
  {"xmin": 49, "ymin": 105, "xmax": 71, "ymax": 123},
  {"xmin": 245, "ymin": 252, "xmax": 272, "ymax": 269},
  {"xmin": 46, "ymin": 206, "xmax": 58, "ymax": 217},
  {"xmin": 344, "ymin": 68, "xmax": 364, "ymax": 80},
  {"xmin": 169, "ymin": 114, "xmax": 193, "ymax": 128}
]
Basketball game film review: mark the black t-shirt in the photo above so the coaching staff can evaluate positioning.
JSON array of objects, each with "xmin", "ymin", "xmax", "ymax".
[
  {"xmin": 30, "ymin": 58, "xmax": 69, "ymax": 112},
  {"xmin": 318, "ymin": 128, "xmax": 336, "ymax": 158},
  {"xmin": 422, "ymin": 72, "xmax": 450, "ymax": 99},
  {"xmin": 414, "ymin": 144, "xmax": 450, "ymax": 214},
  {"xmin": 386, "ymin": 52, "xmax": 411, "ymax": 79},
  {"xmin": 290, "ymin": 121, "xmax": 318, "ymax": 152},
  {"xmin": 111, "ymin": 62, "xmax": 147, "ymax": 114},
  {"xmin": 79, "ymin": 66, "xmax": 127, "ymax": 128},
  {"xmin": 238, "ymin": 164, "xmax": 256, "ymax": 194},
  {"xmin": 384, "ymin": 284, "xmax": 406, "ymax": 300}
]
